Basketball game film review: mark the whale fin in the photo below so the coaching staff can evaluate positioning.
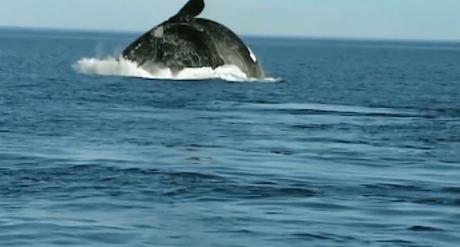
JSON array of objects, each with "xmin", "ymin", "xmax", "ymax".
[{"xmin": 169, "ymin": 0, "xmax": 205, "ymax": 22}]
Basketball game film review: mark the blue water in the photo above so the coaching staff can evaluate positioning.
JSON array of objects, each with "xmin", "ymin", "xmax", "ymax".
[{"xmin": 1, "ymin": 28, "xmax": 459, "ymax": 246}]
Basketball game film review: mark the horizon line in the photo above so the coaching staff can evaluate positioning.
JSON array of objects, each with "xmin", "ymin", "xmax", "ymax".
[{"xmin": 1, "ymin": 25, "xmax": 460, "ymax": 44}]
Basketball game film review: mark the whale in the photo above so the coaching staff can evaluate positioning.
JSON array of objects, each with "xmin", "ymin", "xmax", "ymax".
[{"xmin": 122, "ymin": 0, "xmax": 265, "ymax": 79}]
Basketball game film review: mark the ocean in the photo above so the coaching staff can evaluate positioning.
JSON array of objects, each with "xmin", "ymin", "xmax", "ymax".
[{"xmin": 0, "ymin": 28, "xmax": 459, "ymax": 246}]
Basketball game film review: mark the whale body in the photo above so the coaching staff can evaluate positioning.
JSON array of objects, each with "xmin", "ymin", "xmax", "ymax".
[{"xmin": 121, "ymin": 1, "xmax": 265, "ymax": 79}]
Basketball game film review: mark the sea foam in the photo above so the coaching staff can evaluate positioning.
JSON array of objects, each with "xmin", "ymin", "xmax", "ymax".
[{"xmin": 74, "ymin": 57, "xmax": 280, "ymax": 82}]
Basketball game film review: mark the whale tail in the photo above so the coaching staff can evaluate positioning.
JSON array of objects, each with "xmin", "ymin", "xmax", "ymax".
[{"xmin": 169, "ymin": 0, "xmax": 205, "ymax": 22}]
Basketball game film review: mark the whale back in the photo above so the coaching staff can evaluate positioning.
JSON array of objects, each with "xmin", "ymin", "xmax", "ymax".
[{"xmin": 122, "ymin": 18, "xmax": 264, "ymax": 78}]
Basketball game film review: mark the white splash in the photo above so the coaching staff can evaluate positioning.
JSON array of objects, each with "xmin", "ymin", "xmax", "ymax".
[{"xmin": 73, "ymin": 56, "xmax": 280, "ymax": 82}]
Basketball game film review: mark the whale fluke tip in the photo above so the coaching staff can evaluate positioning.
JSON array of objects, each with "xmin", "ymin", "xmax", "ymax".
[{"xmin": 169, "ymin": 0, "xmax": 205, "ymax": 22}]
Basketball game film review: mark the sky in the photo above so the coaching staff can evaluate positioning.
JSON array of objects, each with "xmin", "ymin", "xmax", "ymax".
[{"xmin": 1, "ymin": 0, "xmax": 460, "ymax": 41}]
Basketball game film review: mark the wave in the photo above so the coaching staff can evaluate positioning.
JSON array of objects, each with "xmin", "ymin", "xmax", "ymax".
[{"xmin": 73, "ymin": 56, "xmax": 280, "ymax": 82}]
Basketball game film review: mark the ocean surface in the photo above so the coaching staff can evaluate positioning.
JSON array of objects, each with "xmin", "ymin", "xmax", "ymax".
[{"xmin": 0, "ymin": 28, "xmax": 459, "ymax": 246}]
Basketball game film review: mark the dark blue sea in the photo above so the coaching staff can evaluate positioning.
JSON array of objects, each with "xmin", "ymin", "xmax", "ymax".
[{"xmin": 0, "ymin": 28, "xmax": 459, "ymax": 246}]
